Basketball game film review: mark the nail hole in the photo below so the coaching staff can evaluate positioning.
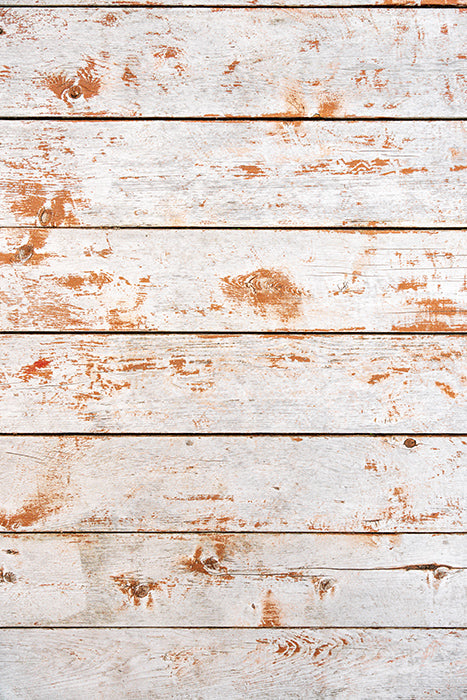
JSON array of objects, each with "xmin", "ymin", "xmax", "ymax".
[
  {"xmin": 0, "ymin": 28, "xmax": 5, "ymax": 36},
  {"xmin": 404, "ymin": 438, "xmax": 417, "ymax": 449},
  {"xmin": 15, "ymin": 244, "xmax": 34, "ymax": 263},
  {"xmin": 69, "ymin": 85, "xmax": 82, "ymax": 99},
  {"xmin": 38, "ymin": 207, "xmax": 52, "ymax": 226}
]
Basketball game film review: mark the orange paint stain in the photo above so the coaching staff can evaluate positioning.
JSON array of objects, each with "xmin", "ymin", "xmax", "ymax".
[
  {"xmin": 236, "ymin": 164, "xmax": 266, "ymax": 179},
  {"xmin": 396, "ymin": 279, "xmax": 427, "ymax": 291},
  {"xmin": 18, "ymin": 358, "xmax": 52, "ymax": 382},
  {"xmin": 182, "ymin": 546, "xmax": 233, "ymax": 579},
  {"xmin": 318, "ymin": 96, "xmax": 340, "ymax": 117},
  {"xmin": 224, "ymin": 59, "xmax": 240, "ymax": 75},
  {"xmin": 260, "ymin": 590, "xmax": 282, "ymax": 627},
  {"xmin": 435, "ymin": 381, "xmax": 457, "ymax": 399},
  {"xmin": 44, "ymin": 58, "xmax": 101, "ymax": 103},
  {"xmin": 221, "ymin": 268, "xmax": 303, "ymax": 323},
  {"xmin": 122, "ymin": 67, "xmax": 138, "ymax": 87}
]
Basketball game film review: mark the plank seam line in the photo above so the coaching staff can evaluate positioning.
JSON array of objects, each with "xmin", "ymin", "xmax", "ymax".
[
  {"xmin": 5, "ymin": 531, "xmax": 467, "ymax": 536},
  {"xmin": 1, "ymin": 4, "xmax": 464, "ymax": 9},
  {"xmin": 2, "ymin": 432, "xmax": 467, "ymax": 437},
  {"xmin": 3, "ymin": 226, "xmax": 466, "ymax": 231},
  {"xmin": 0, "ymin": 626, "xmax": 464, "ymax": 630},
  {"xmin": 1, "ymin": 116, "xmax": 465, "ymax": 122},
  {"xmin": 2, "ymin": 330, "xmax": 467, "ymax": 336}
]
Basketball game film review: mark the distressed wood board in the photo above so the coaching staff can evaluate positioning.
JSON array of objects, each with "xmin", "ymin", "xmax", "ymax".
[
  {"xmin": 3, "ymin": 0, "xmax": 466, "ymax": 6},
  {"xmin": 1, "ymin": 228, "xmax": 467, "ymax": 331},
  {"xmin": 0, "ymin": 333, "xmax": 466, "ymax": 433},
  {"xmin": 0, "ymin": 533, "xmax": 465, "ymax": 626},
  {"xmin": 1, "ymin": 628, "xmax": 466, "ymax": 700},
  {"xmin": 0, "ymin": 435, "xmax": 465, "ymax": 533},
  {"xmin": 1, "ymin": 121, "xmax": 465, "ymax": 228},
  {"xmin": 0, "ymin": 9, "xmax": 465, "ymax": 118}
]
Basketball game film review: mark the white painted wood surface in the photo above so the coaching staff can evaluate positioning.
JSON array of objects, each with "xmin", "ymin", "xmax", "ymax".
[
  {"xmin": 0, "ymin": 533, "xmax": 465, "ymax": 626},
  {"xmin": 0, "ymin": 334, "xmax": 466, "ymax": 433},
  {"xmin": 1, "ymin": 628, "xmax": 466, "ymax": 700},
  {"xmin": 1, "ymin": 121, "xmax": 465, "ymax": 227},
  {"xmin": 2, "ymin": 228, "xmax": 467, "ymax": 332},
  {"xmin": 1, "ymin": 436, "xmax": 465, "ymax": 533},
  {"xmin": 2, "ymin": 0, "xmax": 465, "ymax": 6},
  {"xmin": 0, "ymin": 9, "xmax": 465, "ymax": 118}
]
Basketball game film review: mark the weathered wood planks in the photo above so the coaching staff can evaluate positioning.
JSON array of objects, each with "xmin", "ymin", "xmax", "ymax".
[
  {"xmin": 1, "ymin": 228, "xmax": 466, "ymax": 332},
  {"xmin": 1, "ymin": 436, "xmax": 465, "ymax": 533},
  {"xmin": 0, "ymin": 334, "xmax": 466, "ymax": 433},
  {"xmin": 0, "ymin": 9, "xmax": 465, "ymax": 118},
  {"xmin": 1, "ymin": 121, "xmax": 465, "ymax": 227},
  {"xmin": 2, "ymin": 629, "xmax": 466, "ymax": 700},
  {"xmin": 1, "ymin": 629, "xmax": 466, "ymax": 700},
  {"xmin": 3, "ymin": 0, "xmax": 466, "ymax": 6},
  {"xmin": 0, "ymin": 533, "xmax": 465, "ymax": 626}
]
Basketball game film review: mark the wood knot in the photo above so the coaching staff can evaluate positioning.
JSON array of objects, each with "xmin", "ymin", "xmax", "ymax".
[
  {"xmin": 319, "ymin": 577, "xmax": 335, "ymax": 593},
  {"xmin": 404, "ymin": 438, "xmax": 417, "ymax": 448},
  {"xmin": 134, "ymin": 583, "xmax": 149, "ymax": 598},
  {"xmin": 69, "ymin": 84, "xmax": 82, "ymax": 99},
  {"xmin": 14, "ymin": 244, "xmax": 34, "ymax": 263},
  {"xmin": 38, "ymin": 207, "xmax": 53, "ymax": 227},
  {"xmin": 1, "ymin": 570, "xmax": 16, "ymax": 583},
  {"xmin": 203, "ymin": 557, "xmax": 219, "ymax": 571}
]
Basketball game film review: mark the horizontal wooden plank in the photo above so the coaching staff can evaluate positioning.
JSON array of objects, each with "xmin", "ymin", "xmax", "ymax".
[
  {"xmin": 0, "ymin": 334, "xmax": 466, "ymax": 433},
  {"xmin": 1, "ymin": 121, "xmax": 465, "ymax": 227},
  {"xmin": 0, "ymin": 9, "xmax": 465, "ymax": 118},
  {"xmin": 1, "ymin": 629, "xmax": 466, "ymax": 700},
  {"xmin": 1, "ymin": 436, "xmax": 465, "ymax": 533},
  {"xmin": 0, "ymin": 533, "xmax": 465, "ymax": 626},
  {"xmin": 3, "ymin": 0, "xmax": 466, "ymax": 6},
  {"xmin": 1, "ymin": 228, "xmax": 467, "ymax": 331}
]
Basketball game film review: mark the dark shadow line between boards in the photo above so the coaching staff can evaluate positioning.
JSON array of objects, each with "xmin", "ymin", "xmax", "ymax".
[
  {"xmin": 1, "ymin": 116, "xmax": 466, "ymax": 122},
  {"xmin": 2, "ymin": 330, "xmax": 467, "ymax": 335},
  {"xmin": 2, "ymin": 530, "xmax": 467, "ymax": 536},
  {"xmin": 2, "ymin": 431, "xmax": 467, "ymax": 436},
  {"xmin": 1, "ymin": 4, "xmax": 465, "ymax": 9},
  {"xmin": 2, "ymin": 225, "xmax": 466, "ymax": 231},
  {"xmin": 0, "ymin": 625, "xmax": 464, "ymax": 630}
]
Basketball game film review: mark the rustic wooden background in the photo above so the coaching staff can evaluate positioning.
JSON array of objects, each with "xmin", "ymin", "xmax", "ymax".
[{"xmin": 0, "ymin": 0, "xmax": 466, "ymax": 697}]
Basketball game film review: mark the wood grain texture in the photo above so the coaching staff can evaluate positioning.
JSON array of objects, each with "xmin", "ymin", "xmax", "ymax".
[
  {"xmin": 0, "ymin": 334, "xmax": 466, "ymax": 433},
  {"xmin": 2, "ymin": 0, "xmax": 466, "ymax": 6},
  {"xmin": 0, "ymin": 9, "xmax": 465, "ymax": 118},
  {"xmin": 1, "ymin": 121, "xmax": 465, "ymax": 227},
  {"xmin": 1, "ymin": 629, "xmax": 466, "ymax": 700},
  {"xmin": 0, "ymin": 533, "xmax": 465, "ymax": 626},
  {"xmin": 1, "ymin": 435, "xmax": 465, "ymax": 533},
  {"xmin": 2, "ymin": 228, "xmax": 467, "ymax": 331}
]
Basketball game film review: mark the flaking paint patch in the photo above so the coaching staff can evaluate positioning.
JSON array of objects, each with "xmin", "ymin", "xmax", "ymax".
[
  {"xmin": 112, "ymin": 574, "xmax": 176, "ymax": 606},
  {"xmin": 18, "ymin": 358, "xmax": 52, "ymax": 382},
  {"xmin": 221, "ymin": 268, "xmax": 304, "ymax": 323},
  {"xmin": 181, "ymin": 545, "xmax": 233, "ymax": 579},
  {"xmin": 319, "ymin": 96, "xmax": 341, "ymax": 117},
  {"xmin": 44, "ymin": 58, "xmax": 101, "ymax": 104},
  {"xmin": 435, "ymin": 381, "xmax": 457, "ymax": 399},
  {"xmin": 7, "ymin": 178, "xmax": 87, "ymax": 227},
  {"xmin": 0, "ymin": 442, "xmax": 71, "ymax": 529},
  {"xmin": 261, "ymin": 589, "xmax": 282, "ymax": 627}
]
